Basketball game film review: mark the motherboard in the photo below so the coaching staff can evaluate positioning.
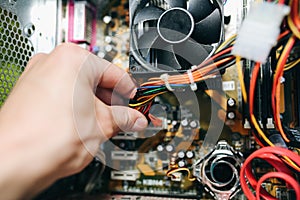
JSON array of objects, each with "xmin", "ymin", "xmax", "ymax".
[{"xmin": 29, "ymin": 0, "xmax": 300, "ymax": 199}]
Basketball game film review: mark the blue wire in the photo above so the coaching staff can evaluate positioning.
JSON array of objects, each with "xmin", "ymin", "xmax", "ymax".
[{"xmin": 140, "ymin": 84, "xmax": 188, "ymax": 89}]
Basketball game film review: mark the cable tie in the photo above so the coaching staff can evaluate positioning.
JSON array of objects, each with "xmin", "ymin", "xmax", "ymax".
[
  {"xmin": 160, "ymin": 73, "xmax": 174, "ymax": 91},
  {"xmin": 188, "ymin": 66, "xmax": 197, "ymax": 91}
]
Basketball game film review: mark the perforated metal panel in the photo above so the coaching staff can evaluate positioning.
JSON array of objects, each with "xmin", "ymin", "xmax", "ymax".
[
  {"xmin": 0, "ymin": 6, "xmax": 34, "ymax": 107},
  {"xmin": 0, "ymin": 0, "xmax": 60, "ymax": 107}
]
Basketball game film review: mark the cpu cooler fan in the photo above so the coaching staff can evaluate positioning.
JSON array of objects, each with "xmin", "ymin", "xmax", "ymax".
[{"xmin": 130, "ymin": 0, "xmax": 224, "ymax": 73}]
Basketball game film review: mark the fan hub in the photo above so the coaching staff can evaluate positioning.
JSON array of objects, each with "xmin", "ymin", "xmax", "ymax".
[{"xmin": 157, "ymin": 8, "xmax": 194, "ymax": 44}]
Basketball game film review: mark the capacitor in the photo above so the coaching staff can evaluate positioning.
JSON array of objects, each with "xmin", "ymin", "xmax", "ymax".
[
  {"xmin": 189, "ymin": 120, "xmax": 199, "ymax": 129},
  {"xmin": 227, "ymin": 98, "xmax": 236, "ymax": 107},
  {"xmin": 172, "ymin": 120, "xmax": 177, "ymax": 126},
  {"xmin": 157, "ymin": 144, "xmax": 164, "ymax": 152},
  {"xmin": 177, "ymin": 150, "xmax": 185, "ymax": 159},
  {"xmin": 227, "ymin": 111, "xmax": 236, "ymax": 120},
  {"xmin": 166, "ymin": 144, "xmax": 175, "ymax": 153},
  {"xmin": 186, "ymin": 150, "xmax": 194, "ymax": 159},
  {"xmin": 178, "ymin": 160, "xmax": 186, "ymax": 168},
  {"xmin": 181, "ymin": 118, "xmax": 189, "ymax": 127}
]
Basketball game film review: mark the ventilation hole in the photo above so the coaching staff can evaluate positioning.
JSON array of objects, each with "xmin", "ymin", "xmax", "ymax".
[{"xmin": 0, "ymin": 7, "xmax": 34, "ymax": 107}]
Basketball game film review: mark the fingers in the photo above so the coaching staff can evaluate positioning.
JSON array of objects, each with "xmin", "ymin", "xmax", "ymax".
[
  {"xmin": 99, "ymin": 65, "xmax": 136, "ymax": 98},
  {"xmin": 110, "ymin": 106, "xmax": 148, "ymax": 132},
  {"xmin": 95, "ymin": 87, "xmax": 125, "ymax": 106},
  {"xmin": 95, "ymin": 100, "xmax": 148, "ymax": 139},
  {"xmin": 85, "ymin": 53, "xmax": 137, "ymax": 98}
]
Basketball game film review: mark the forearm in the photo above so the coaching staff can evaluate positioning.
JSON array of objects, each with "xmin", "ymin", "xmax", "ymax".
[
  {"xmin": 0, "ymin": 120, "xmax": 63, "ymax": 199},
  {"xmin": 0, "ymin": 151, "xmax": 53, "ymax": 199}
]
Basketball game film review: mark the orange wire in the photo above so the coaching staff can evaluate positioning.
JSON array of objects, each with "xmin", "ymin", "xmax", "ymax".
[
  {"xmin": 142, "ymin": 56, "xmax": 234, "ymax": 86},
  {"xmin": 272, "ymin": 36, "xmax": 296, "ymax": 143}
]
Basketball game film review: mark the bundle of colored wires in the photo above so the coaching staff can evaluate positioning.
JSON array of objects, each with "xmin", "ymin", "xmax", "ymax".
[
  {"xmin": 242, "ymin": 0, "xmax": 299, "ymax": 150},
  {"xmin": 249, "ymin": 59, "xmax": 300, "ymax": 170},
  {"xmin": 129, "ymin": 36, "xmax": 236, "ymax": 115},
  {"xmin": 240, "ymin": 146, "xmax": 300, "ymax": 200}
]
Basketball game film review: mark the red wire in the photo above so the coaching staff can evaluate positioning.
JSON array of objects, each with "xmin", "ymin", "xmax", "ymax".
[
  {"xmin": 245, "ymin": 154, "xmax": 294, "ymax": 199},
  {"xmin": 248, "ymin": 62, "xmax": 266, "ymax": 147},
  {"xmin": 240, "ymin": 147, "xmax": 300, "ymax": 199},
  {"xmin": 271, "ymin": 36, "xmax": 296, "ymax": 142},
  {"xmin": 195, "ymin": 47, "xmax": 233, "ymax": 70},
  {"xmin": 256, "ymin": 172, "xmax": 300, "ymax": 200},
  {"xmin": 268, "ymin": 0, "xmax": 285, "ymax": 4}
]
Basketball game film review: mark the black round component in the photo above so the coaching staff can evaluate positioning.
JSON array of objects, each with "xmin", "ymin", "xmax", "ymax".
[
  {"xmin": 181, "ymin": 118, "xmax": 189, "ymax": 127},
  {"xmin": 166, "ymin": 144, "xmax": 175, "ymax": 153},
  {"xmin": 189, "ymin": 120, "xmax": 199, "ymax": 129},
  {"xmin": 186, "ymin": 150, "xmax": 194, "ymax": 159},
  {"xmin": 227, "ymin": 111, "xmax": 236, "ymax": 120},
  {"xmin": 211, "ymin": 162, "xmax": 234, "ymax": 184},
  {"xmin": 177, "ymin": 150, "xmax": 185, "ymax": 159},
  {"xmin": 157, "ymin": 144, "xmax": 164, "ymax": 152},
  {"xmin": 158, "ymin": 8, "xmax": 194, "ymax": 44},
  {"xmin": 227, "ymin": 98, "xmax": 236, "ymax": 107},
  {"xmin": 178, "ymin": 160, "xmax": 186, "ymax": 168}
]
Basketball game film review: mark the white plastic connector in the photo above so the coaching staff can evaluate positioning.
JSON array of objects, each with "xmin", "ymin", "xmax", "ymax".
[
  {"xmin": 232, "ymin": 2, "xmax": 290, "ymax": 63},
  {"xmin": 160, "ymin": 73, "xmax": 174, "ymax": 91},
  {"xmin": 187, "ymin": 68, "xmax": 197, "ymax": 91}
]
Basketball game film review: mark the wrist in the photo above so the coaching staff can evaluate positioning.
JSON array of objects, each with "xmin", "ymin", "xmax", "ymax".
[{"xmin": 0, "ymin": 122, "xmax": 61, "ymax": 199}]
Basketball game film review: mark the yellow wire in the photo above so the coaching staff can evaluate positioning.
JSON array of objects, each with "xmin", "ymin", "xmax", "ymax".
[
  {"xmin": 166, "ymin": 168, "xmax": 196, "ymax": 182},
  {"xmin": 250, "ymin": 107, "xmax": 300, "ymax": 171},
  {"xmin": 288, "ymin": 15, "xmax": 300, "ymax": 39},
  {"xmin": 284, "ymin": 58, "xmax": 300, "ymax": 71},
  {"xmin": 236, "ymin": 56, "xmax": 248, "ymax": 103},
  {"xmin": 129, "ymin": 91, "xmax": 167, "ymax": 107},
  {"xmin": 215, "ymin": 34, "xmax": 237, "ymax": 53},
  {"xmin": 249, "ymin": 36, "xmax": 300, "ymax": 171}
]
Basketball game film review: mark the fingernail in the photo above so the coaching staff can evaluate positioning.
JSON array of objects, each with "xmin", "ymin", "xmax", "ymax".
[{"xmin": 132, "ymin": 117, "xmax": 148, "ymax": 131}]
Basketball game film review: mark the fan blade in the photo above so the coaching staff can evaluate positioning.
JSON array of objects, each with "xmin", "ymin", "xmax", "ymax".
[
  {"xmin": 192, "ymin": 9, "xmax": 221, "ymax": 44},
  {"xmin": 188, "ymin": 0, "xmax": 214, "ymax": 22},
  {"xmin": 133, "ymin": 6, "xmax": 164, "ymax": 25},
  {"xmin": 165, "ymin": 0, "xmax": 187, "ymax": 9},
  {"xmin": 152, "ymin": 40, "xmax": 182, "ymax": 70},
  {"xmin": 137, "ymin": 30, "xmax": 159, "ymax": 58},
  {"xmin": 173, "ymin": 39, "xmax": 210, "ymax": 66}
]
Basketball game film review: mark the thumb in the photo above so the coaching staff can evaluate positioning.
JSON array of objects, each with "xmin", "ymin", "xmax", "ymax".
[{"xmin": 111, "ymin": 106, "xmax": 148, "ymax": 133}]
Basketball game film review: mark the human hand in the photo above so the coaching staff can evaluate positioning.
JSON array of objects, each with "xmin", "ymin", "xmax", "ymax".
[{"xmin": 0, "ymin": 43, "xmax": 148, "ymax": 199}]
